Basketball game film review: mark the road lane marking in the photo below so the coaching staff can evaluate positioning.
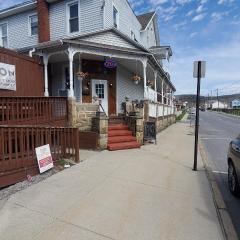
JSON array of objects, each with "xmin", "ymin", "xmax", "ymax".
[{"xmin": 212, "ymin": 171, "xmax": 228, "ymax": 175}]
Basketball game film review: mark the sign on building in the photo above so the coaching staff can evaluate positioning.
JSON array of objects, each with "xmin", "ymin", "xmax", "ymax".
[
  {"xmin": 0, "ymin": 62, "xmax": 16, "ymax": 91},
  {"xmin": 35, "ymin": 144, "xmax": 53, "ymax": 174}
]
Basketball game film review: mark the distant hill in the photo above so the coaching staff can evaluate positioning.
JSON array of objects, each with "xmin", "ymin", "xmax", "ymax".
[{"xmin": 175, "ymin": 94, "xmax": 240, "ymax": 107}]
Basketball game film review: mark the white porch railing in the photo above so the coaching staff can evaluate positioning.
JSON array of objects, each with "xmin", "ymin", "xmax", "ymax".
[
  {"xmin": 149, "ymin": 102, "xmax": 175, "ymax": 118},
  {"xmin": 146, "ymin": 87, "xmax": 157, "ymax": 102}
]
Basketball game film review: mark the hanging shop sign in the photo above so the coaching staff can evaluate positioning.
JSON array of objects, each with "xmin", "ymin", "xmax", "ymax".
[
  {"xmin": 35, "ymin": 144, "xmax": 53, "ymax": 174},
  {"xmin": 0, "ymin": 62, "xmax": 16, "ymax": 91},
  {"xmin": 104, "ymin": 58, "xmax": 117, "ymax": 69}
]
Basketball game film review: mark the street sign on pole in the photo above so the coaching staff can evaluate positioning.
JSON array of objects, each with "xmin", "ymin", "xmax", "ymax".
[
  {"xmin": 193, "ymin": 61, "xmax": 206, "ymax": 78},
  {"xmin": 193, "ymin": 61, "xmax": 206, "ymax": 171}
]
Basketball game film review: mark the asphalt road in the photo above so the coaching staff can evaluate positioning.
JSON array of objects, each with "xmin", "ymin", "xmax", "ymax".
[{"xmin": 199, "ymin": 111, "xmax": 240, "ymax": 237}]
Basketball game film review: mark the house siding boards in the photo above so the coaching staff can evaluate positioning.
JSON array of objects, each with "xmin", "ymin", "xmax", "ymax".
[
  {"xmin": 104, "ymin": 0, "xmax": 141, "ymax": 43},
  {"xmin": 117, "ymin": 64, "xmax": 144, "ymax": 113},
  {"xmin": 0, "ymin": 9, "xmax": 38, "ymax": 49},
  {"xmin": 80, "ymin": 31, "xmax": 138, "ymax": 50},
  {"xmin": 139, "ymin": 17, "xmax": 158, "ymax": 49},
  {"xmin": 49, "ymin": 0, "xmax": 104, "ymax": 41}
]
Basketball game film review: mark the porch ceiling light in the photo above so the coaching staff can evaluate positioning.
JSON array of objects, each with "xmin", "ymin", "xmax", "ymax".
[{"xmin": 132, "ymin": 74, "xmax": 141, "ymax": 85}]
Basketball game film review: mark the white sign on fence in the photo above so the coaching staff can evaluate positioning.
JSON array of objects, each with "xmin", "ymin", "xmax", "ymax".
[
  {"xmin": 35, "ymin": 144, "xmax": 53, "ymax": 174},
  {"xmin": 193, "ymin": 61, "xmax": 206, "ymax": 78},
  {"xmin": 0, "ymin": 62, "xmax": 16, "ymax": 91}
]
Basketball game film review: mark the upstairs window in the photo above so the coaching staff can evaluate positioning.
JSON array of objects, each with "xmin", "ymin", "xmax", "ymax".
[
  {"xmin": 113, "ymin": 6, "xmax": 118, "ymax": 28},
  {"xmin": 29, "ymin": 15, "xmax": 38, "ymax": 36},
  {"xmin": 0, "ymin": 23, "xmax": 8, "ymax": 48},
  {"xmin": 68, "ymin": 2, "xmax": 79, "ymax": 33}
]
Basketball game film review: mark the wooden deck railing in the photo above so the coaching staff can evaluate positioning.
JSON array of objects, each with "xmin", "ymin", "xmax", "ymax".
[
  {"xmin": 0, "ymin": 97, "xmax": 68, "ymax": 126},
  {"xmin": 0, "ymin": 126, "xmax": 79, "ymax": 188}
]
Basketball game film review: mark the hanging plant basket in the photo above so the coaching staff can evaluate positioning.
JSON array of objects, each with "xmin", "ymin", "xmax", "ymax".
[
  {"xmin": 147, "ymin": 80, "xmax": 154, "ymax": 87},
  {"xmin": 76, "ymin": 71, "xmax": 89, "ymax": 80},
  {"xmin": 132, "ymin": 74, "xmax": 141, "ymax": 85}
]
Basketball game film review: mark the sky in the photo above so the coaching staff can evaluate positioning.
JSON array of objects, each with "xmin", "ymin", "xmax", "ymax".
[
  {"xmin": 1, "ymin": 0, "xmax": 240, "ymax": 96},
  {"xmin": 129, "ymin": 0, "xmax": 240, "ymax": 96}
]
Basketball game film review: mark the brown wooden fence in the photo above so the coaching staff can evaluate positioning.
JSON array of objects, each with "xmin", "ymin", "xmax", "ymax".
[
  {"xmin": 0, "ymin": 47, "xmax": 44, "ymax": 97},
  {"xmin": 0, "ymin": 126, "xmax": 79, "ymax": 188},
  {"xmin": 0, "ymin": 97, "xmax": 68, "ymax": 126}
]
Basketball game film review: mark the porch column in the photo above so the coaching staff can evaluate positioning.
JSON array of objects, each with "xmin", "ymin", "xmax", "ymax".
[
  {"xmin": 154, "ymin": 71, "xmax": 157, "ymax": 102},
  {"xmin": 79, "ymin": 54, "xmax": 83, "ymax": 103},
  {"xmin": 43, "ymin": 54, "xmax": 49, "ymax": 97},
  {"xmin": 68, "ymin": 50, "xmax": 74, "ymax": 98},
  {"xmin": 142, "ymin": 59, "xmax": 147, "ymax": 99},
  {"xmin": 161, "ymin": 79, "xmax": 164, "ymax": 104}
]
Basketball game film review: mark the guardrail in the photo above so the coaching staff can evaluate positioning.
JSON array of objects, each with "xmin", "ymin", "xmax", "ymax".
[
  {"xmin": 0, "ymin": 126, "xmax": 79, "ymax": 188},
  {"xmin": 0, "ymin": 97, "xmax": 68, "ymax": 126}
]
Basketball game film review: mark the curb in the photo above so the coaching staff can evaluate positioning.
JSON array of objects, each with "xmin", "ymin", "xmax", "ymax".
[{"xmin": 199, "ymin": 141, "xmax": 238, "ymax": 240}]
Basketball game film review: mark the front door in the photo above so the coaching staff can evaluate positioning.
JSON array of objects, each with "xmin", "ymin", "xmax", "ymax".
[{"xmin": 92, "ymin": 79, "xmax": 108, "ymax": 115}]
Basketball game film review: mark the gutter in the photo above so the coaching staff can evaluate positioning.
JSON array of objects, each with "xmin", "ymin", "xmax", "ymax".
[{"xmin": 29, "ymin": 48, "xmax": 36, "ymax": 57}]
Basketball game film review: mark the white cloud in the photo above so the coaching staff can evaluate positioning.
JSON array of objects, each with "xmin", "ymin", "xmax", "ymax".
[
  {"xmin": 218, "ymin": 0, "xmax": 235, "ymax": 4},
  {"xmin": 211, "ymin": 12, "xmax": 228, "ymax": 21},
  {"xmin": 196, "ymin": 5, "xmax": 205, "ymax": 13},
  {"xmin": 190, "ymin": 32, "xmax": 197, "ymax": 37},
  {"xmin": 130, "ymin": 0, "xmax": 144, "ymax": 9},
  {"xmin": 171, "ymin": 39, "xmax": 240, "ymax": 94},
  {"xmin": 192, "ymin": 13, "xmax": 206, "ymax": 22},
  {"xmin": 186, "ymin": 10, "xmax": 194, "ymax": 16},
  {"xmin": 149, "ymin": 0, "xmax": 169, "ymax": 7},
  {"xmin": 199, "ymin": 0, "xmax": 208, "ymax": 4},
  {"xmin": 176, "ymin": 0, "xmax": 192, "ymax": 5}
]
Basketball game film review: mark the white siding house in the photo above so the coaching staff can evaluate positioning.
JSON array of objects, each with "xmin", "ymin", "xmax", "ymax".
[
  {"xmin": 0, "ymin": 0, "xmax": 176, "ymax": 116},
  {"xmin": 211, "ymin": 101, "xmax": 227, "ymax": 109}
]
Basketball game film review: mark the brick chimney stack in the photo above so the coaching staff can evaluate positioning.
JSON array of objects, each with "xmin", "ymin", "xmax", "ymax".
[{"xmin": 37, "ymin": 0, "xmax": 50, "ymax": 43}]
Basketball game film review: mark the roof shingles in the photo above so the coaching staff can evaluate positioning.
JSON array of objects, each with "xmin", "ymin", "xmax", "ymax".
[{"xmin": 137, "ymin": 12, "xmax": 155, "ymax": 30}]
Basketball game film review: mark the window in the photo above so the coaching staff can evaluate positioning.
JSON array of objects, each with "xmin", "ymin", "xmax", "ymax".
[
  {"xmin": 29, "ymin": 15, "xmax": 38, "ymax": 36},
  {"xmin": 68, "ymin": 2, "xmax": 79, "ymax": 33},
  {"xmin": 113, "ymin": 6, "xmax": 118, "ymax": 28},
  {"xmin": 95, "ymin": 84, "xmax": 104, "ymax": 99},
  {"xmin": 0, "ymin": 23, "xmax": 8, "ymax": 48}
]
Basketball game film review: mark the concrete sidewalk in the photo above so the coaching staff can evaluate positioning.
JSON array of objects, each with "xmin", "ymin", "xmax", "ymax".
[{"xmin": 0, "ymin": 122, "xmax": 224, "ymax": 240}]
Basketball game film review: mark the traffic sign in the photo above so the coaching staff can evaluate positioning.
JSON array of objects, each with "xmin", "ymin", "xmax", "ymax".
[{"xmin": 193, "ymin": 61, "xmax": 206, "ymax": 78}]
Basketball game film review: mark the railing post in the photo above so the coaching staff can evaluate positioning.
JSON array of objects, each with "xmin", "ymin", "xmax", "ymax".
[{"xmin": 74, "ymin": 128, "xmax": 80, "ymax": 163}]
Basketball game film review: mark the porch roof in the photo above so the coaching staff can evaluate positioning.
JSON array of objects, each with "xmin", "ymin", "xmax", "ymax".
[{"xmin": 17, "ymin": 29, "xmax": 176, "ymax": 91}]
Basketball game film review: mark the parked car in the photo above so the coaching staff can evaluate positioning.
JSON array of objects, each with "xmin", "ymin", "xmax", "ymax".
[{"xmin": 228, "ymin": 138, "xmax": 240, "ymax": 197}]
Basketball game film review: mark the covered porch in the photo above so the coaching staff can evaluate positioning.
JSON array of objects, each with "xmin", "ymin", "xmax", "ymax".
[{"xmin": 37, "ymin": 40, "xmax": 175, "ymax": 117}]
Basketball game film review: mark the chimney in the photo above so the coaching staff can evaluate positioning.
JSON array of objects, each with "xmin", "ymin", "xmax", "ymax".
[{"xmin": 37, "ymin": 0, "xmax": 50, "ymax": 43}]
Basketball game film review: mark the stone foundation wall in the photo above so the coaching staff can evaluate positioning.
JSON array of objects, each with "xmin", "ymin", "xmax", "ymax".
[
  {"xmin": 92, "ymin": 116, "xmax": 108, "ymax": 150},
  {"xmin": 68, "ymin": 100, "xmax": 99, "ymax": 131},
  {"xmin": 150, "ymin": 114, "xmax": 176, "ymax": 133}
]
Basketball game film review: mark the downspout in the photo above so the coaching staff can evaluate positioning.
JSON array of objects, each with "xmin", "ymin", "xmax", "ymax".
[{"xmin": 29, "ymin": 48, "xmax": 36, "ymax": 57}]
